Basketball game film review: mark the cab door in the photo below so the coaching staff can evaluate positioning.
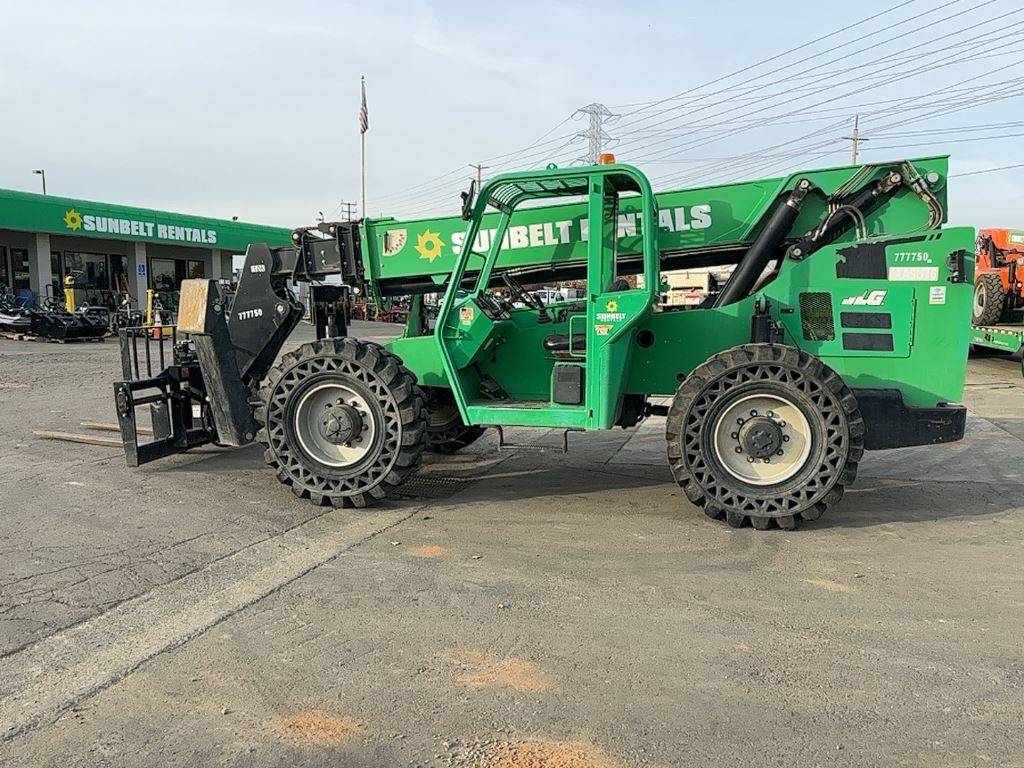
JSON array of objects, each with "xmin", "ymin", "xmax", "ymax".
[{"xmin": 583, "ymin": 174, "xmax": 659, "ymax": 429}]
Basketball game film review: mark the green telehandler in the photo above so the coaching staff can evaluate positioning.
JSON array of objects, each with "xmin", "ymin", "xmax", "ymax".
[{"xmin": 113, "ymin": 155, "xmax": 974, "ymax": 530}]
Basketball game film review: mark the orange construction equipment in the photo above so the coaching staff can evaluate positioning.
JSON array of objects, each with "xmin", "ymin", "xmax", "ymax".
[{"xmin": 973, "ymin": 227, "xmax": 1024, "ymax": 325}]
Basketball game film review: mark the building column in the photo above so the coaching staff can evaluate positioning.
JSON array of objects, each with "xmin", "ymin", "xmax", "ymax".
[
  {"xmin": 128, "ymin": 242, "xmax": 148, "ymax": 307},
  {"xmin": 209, "ymin": 248, "xmax": 223, "ymax": 281},
  {"xmin": 27, "ymin": 233, "xmax": 51, "ymax": 304}
]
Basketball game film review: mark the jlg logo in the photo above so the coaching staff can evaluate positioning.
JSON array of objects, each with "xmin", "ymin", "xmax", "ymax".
[
  {"xmin": 237, "ymin": 308, "xmax": 263, "ymax": 320},
  {"xmin": 841, "ymin": 290, "xmax": 887, "ymax": 306}
]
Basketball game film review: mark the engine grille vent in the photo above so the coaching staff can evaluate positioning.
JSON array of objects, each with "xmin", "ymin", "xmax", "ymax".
[{"xmin": 799, "ymin": 292, "xmax": 835, "ymax": 341}]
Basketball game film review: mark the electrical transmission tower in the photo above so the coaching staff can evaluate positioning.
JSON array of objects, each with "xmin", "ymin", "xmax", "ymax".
[{"xmin": 574, "ymin": 103, "xmax": 618, "ymax": 164}]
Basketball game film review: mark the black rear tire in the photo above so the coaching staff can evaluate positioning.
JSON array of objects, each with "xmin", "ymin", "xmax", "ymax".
[
  {"xmin": 256, "ymin": 338, "xmax": 426, "ymax": 508},
  {"xmin": 666, "ymin": 344, "xmax": 864, "ymax": 531},
  {"xmin": 972, "ymin": 273, "xmax": 1006, "ymax": 326}
]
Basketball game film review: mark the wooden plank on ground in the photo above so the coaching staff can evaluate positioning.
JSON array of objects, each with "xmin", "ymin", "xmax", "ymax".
[
  {"xmin": 33, "ymin": 430, "xmax": 123, "ymax": 448},
  {"xmin": 79, "ymin": 421, "xmax": 152, "ymax": 435}
]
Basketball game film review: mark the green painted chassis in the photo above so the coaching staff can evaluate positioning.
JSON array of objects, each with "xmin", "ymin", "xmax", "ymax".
[
  {"xmin": 380, "ymin": 159, "xmax": 975, "ymax": 435},
  {"xmin": 971, "ymin": 323, "xmax": 1024, "ymax": 354}
]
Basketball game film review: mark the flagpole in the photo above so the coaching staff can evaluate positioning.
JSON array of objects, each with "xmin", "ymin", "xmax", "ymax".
[{"xmin": 359, "ymin": 75, "xmax": 367, "ymax": 219}]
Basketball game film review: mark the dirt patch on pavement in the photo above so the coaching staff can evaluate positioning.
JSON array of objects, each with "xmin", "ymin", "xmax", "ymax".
[
  {"xmin": 408, "ymin": 545, "xmax": 449, "ymax": 558},
  {"xmin": 275, "ymin": 710, "xmax": 364, "ymax": 744},
  {"xmin": 485, "ymin": 740, "xmax": 619, "ymax": 768},
  {"xmin": 455, "ymin": 651, "xmax": 550, "ymax": 692}
]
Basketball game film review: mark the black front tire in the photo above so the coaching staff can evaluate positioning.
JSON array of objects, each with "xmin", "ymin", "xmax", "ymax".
[
  {"xmin": 256, "ymin": 338, "xmax": 426, "ymax": 508},
  {"xmin": 666, "ymin": 344, "xmax": 864, "ymax": 531}
]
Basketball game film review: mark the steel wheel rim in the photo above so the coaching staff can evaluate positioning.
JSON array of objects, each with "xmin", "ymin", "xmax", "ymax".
[
  {"xmin": 712, "ymin": 393, "xmax": 812, "ymax": 486},
  {"xmin": 973, "ymin": 282, "xmax": 985, "ymax": 315},
  {"xmin": 293, "ymin": 382, "xmax": 376, "ymax": 468}
]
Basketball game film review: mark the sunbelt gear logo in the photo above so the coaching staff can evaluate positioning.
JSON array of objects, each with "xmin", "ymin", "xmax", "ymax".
[
  {"xmin": 414, "ymin": 230, "xmax": 444, "ymax": 262},
  {"xmin": 596, "ymin": 298, "xmax": 626, "ymax": 323},
  {"xmin": 64, "ymin": 209, "xmax": 83, "ymax": 230}
]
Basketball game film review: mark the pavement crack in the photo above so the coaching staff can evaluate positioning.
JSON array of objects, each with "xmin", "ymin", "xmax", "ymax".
[{"xmin": 0, "ymin": 504, "xmax": 421, "ymax": 743}]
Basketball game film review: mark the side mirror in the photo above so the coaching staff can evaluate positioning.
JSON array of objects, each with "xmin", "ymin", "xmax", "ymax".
[{"xmin": 460, "ymin": 180, "xmax": 476, "ymax": 221}]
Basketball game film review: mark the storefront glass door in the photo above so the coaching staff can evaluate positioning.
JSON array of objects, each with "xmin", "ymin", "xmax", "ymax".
[{"xmin": 11, "ymin": 249, "xmax": 30, "ymax": 292}]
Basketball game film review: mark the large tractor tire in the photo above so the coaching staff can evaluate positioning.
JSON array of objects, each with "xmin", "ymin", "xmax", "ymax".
[
  {"xmin": 666, "ymin": 344, "xmax": 864, "ymax": 531},
  {"xmin": 256, "ymin": 338, "xmax": 426, "ymax": 508},
  {"xmin": 972, "ymin": 273, "xmax": 1006, "ymax": 326},
  {"xmin": 423, "ymin": 388, "xmax": 486, "ymax": 454}
]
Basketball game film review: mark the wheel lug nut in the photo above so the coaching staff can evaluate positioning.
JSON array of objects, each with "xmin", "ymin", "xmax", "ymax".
[
  {"xmin": 779, "ymin": 420, "xmax": 786, "ymax": 427},
  {"xmin": 730, "ymin": 432, "xmax": 738, "ymax": 439},
  {"xmin": 734, "ymin": 446, "xmax": 742, "ymax": 453},
  {"xmin": 763, "ymin": 458, "xmax": 770, "ymax": 464},
  {"xmin": 750, "ymin": 409, "xmax": 758, "ymax": 416},
  {"xmin": 747, "ymin": 457, "xmax": 755, "ymax": 463},
  {"xmin": 767, "ymin": 410, "xmax": 775, "ymax": 417},
  {"xmin": 776, "ymin": 449, "xmax": 784, "ymax": 456},
  {"xmin": 782, "ymin": 435, "xmax": 790, "ymax": 442},
  {"xmin": 737, "ymin": 417, "xmax": 744, "ymax": 425}
]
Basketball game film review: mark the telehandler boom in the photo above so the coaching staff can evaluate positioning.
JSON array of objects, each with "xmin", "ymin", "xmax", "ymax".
[{"xmin": 113, "ymin": 155, "xmax": 974, "ymax": 530}]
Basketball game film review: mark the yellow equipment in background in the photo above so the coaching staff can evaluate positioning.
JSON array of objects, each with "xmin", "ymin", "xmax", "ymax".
[
  {"xmin": 63, "ymin": 273, "xmax": 77, "ymax": 312},
  {"xmin": 146, "ymin": 289, "xmax": 173, "ymax": 337}
]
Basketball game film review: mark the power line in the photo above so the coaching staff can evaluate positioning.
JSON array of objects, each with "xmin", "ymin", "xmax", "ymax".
[
  {"xmin": 377, "ymin": 2, "xmax": 938, "ymax": 213},
  {"xmin": 382, "ymin": 0, "xmax": 1024, "ymax": 218},
  {"xmin": 613, "ymin": 0, "xmax": 973, "ymax": 136},
  {"xmin": 617, "ymin": 0, "xmax": 1013, "ymax": 164},
  {"xmin": 371, "ymin": 125, "xmax": 577, "ymax": 207},
  {"xmin": 644, "ymin": 45, "xmax": 1024, "ymax": 186},
  {"xmin": 613, "ymin": 0, "xmax": 923, "ymax": 126},
  {"xmin": 616, "ymin": 1, "xmax": 1013, "ymax": 161},
  {"xmin": 951, "ymin": 162, "xmax": 1024, "ymax": 177},
  {"xmin": 650, "ymin": 70, "xmax": 1024, "ymax": 189}
]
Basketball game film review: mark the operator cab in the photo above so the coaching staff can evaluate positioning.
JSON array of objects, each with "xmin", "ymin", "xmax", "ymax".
[{"xmin": 432, "ymin": 163, "xmax": 660, "ymax": 431}]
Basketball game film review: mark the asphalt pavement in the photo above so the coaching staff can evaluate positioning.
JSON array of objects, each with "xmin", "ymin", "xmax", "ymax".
[{"xmin": 0, "ymin": 324, "xmax": 1021, "ymax": 767}]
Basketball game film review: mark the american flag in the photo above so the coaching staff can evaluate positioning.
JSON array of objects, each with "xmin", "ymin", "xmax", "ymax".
[{"xmin": 359, "ymin": 76, "xmax": 369, "ymax": 134}]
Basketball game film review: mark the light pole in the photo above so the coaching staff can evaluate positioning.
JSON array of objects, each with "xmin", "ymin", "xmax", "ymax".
[{"xmin": 32, "ymin": 169, "xmax": 46, "ymax": 195}]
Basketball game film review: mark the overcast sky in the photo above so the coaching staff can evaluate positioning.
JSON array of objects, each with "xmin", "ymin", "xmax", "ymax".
[{"xmin": 2, "ymin": 0, "xmax": 1022, "ymax": 228}]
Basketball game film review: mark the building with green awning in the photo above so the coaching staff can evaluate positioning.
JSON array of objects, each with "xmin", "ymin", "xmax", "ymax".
[{"xmin": 0, "ymin": 188, "xmax": 291, "ymax": 307}]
